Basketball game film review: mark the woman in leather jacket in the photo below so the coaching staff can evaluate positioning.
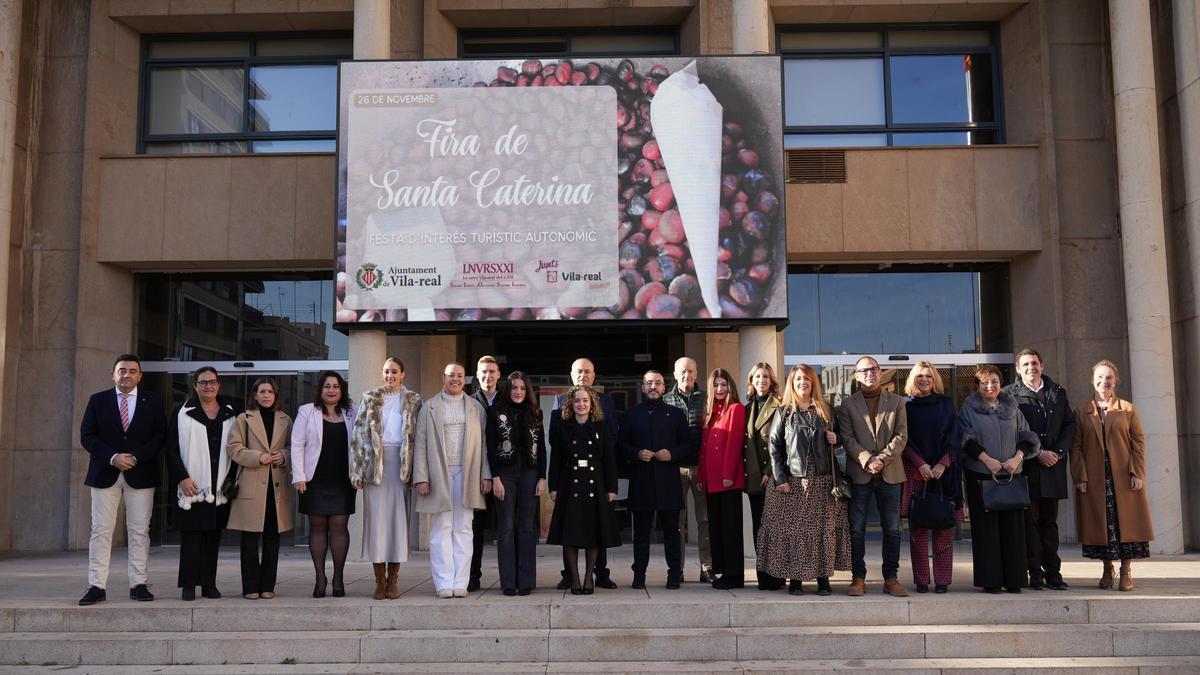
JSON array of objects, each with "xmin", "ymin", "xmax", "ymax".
[{"xmin": 755, "ymin": 364, "xmax": 851, "ymax": 596}]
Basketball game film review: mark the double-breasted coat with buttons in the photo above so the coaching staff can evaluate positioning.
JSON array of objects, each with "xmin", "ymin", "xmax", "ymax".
[
  {"xmin": 226, "ymin": 409, "xmax": 295, "ymax": 534},
  {"xmin": 546, "ymin": 418, "xmax": 621, "ymax": 549}
]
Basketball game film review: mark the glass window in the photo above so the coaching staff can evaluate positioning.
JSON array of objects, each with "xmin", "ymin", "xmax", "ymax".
[
  {"xmin": 889, "ymin": 54, "xmax": 994, "ymax": 124},
  {"xmin": 459, "ymin": 28, "xmax": 678, "ymax": 57},
  {"xmin": 249, "ymin": 65, "xmax": 337, "ymax": 132},
  {"xmin": 137, "ymin": 274, "xmax": 349, "ymax": 361},
  {"xmin": 783, "ymin": 264, "xmax": 1010, "ymax": 355},
  {"xmin": 785, "ymin": 133, "xmax": 888, "ymax": 148},
  {"xmin": 779, "ymin": 25, "xmax": 1002, "ymax": 147},
  {"xmin": 250, "ymin": 139, "xmax": 336, "ymax": 153},
  {"xmin": 140, "ymin": 34, "xmax": 350, "ymax": 155},
  {"xmin": 784, "ymin": 58, "xmax": 885, "ymax": 127}
]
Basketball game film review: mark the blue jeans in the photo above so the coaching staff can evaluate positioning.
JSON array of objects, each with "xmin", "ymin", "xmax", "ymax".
[{"xmin": 848, "ymin": 477, "xmax": 902, "ymax": 580}]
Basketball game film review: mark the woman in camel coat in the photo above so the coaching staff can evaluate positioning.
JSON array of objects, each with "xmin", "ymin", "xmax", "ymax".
[
  {"xmin": 1070, "ymin": 360, "xmax": 1153, "ymax": 591},
  {"xmin": 227, "ymin": 378, "xmax": 295, "ymax": 599}
]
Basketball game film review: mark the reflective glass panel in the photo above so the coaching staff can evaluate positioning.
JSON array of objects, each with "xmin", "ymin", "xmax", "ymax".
[
  {"xmin": 784, "ymin": 58, "xmax": 885, "ymax": 126},
  {"xmin": 570, "ymin": 33, "xmax": 676, "ymax": 54},
  {"xmin": 250, "ymin": 65, "xmax": 337, "ymax": 132},
  {"xmin": 147, "ymin": 66, "xmax": 245, "ymax": 135},
  {"xmin": 147, "ymin": 40, "xmax": 250, "ymax": 59},
  {"xmin": 144, "ymin": 141, "xmax": 249, "ymax": 154},
  {"xmin": 785, "ymin": 133, "xmax": 888, "ymax": 148},
  {"xmin": 891, "ymin": 130, "xmax": 996, "ymax": 146},
  {"xmin": 887, "ymin": 30, "xmax": 992, "ymax": 48},
  {"xmin": 138, "ymin": 275, "xmax": 348, "ymax": 361},
  {"xmin": 783, "ymin": 265, "xmax": 1010, "ymax": 355},
  {"xmin": 255, "ymin": 37, "xmax": 353, "ymax": 56},
  {"xmin": 779, "ymin": 31, "xmax": 882, "ymax": 50},
  {"xmin": 890, "ymin": 54, "xmax": 995, "ymax": 124},
  {"xmin": 251, "ymin": 139, "xmax": 337, "ymax": 153}
]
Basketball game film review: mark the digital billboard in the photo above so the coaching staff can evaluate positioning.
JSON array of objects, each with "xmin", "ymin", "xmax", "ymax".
[{"xmin": 336, "ymin": 56, "xmax": 784, "ymax": 325}]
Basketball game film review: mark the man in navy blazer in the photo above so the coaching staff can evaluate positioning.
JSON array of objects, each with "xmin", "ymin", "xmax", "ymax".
[
  {"xmin": 78, "ymin": 354, "xmax": 166, "ymax": 605},
  {"xmin": 621, "ymin": 370, "xmax": 692, "ymax": 589}
]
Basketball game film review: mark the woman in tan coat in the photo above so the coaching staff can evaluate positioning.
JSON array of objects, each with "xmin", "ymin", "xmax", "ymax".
[
  {"xmin": 1071, "ymin": 360, "xmax": 1153, "ymax": 591},
  {"xmin": 227, "ymin": 378, "xmax": 294, "ymax": 599}
]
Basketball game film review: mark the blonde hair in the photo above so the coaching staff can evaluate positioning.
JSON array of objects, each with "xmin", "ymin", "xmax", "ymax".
[
  {"xmin": 745, "ymin": 362, "xmax": 779, "ymax": 398},
  {"xmin": 903, "ymin": 360, "xmax": 945, "ymax": 397},
  {"xmin": 973, "ymin": 364, "xmax": 1004, "ymax": 386},
  {"xmin": 1091, "ymin": 359, "xmax": 1121, "ymax": 384},
  {"xmin": 560, "ymin": 385, "xmax": 604, "ymax": 422},
  {"xmin": 780, "ymin": 364, "xmax": 833, "ymax": 425}
]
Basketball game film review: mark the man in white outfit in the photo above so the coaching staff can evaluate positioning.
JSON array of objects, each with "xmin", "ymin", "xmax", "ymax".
[{"xmin": 413, "ymin": 362, "xmax": 492, "ymax": 597}]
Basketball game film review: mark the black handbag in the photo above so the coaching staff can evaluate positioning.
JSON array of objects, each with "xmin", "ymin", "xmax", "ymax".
[
  {"xmin": 909, "ymin": 479, "xmax": 956, "ymax": 530},
  {"xmin": 979, "ymin": 473, "xmax": 1030, "ymax": 511},
  {"xmin": 829, "ymin": 442, "xmax": 851, "ymax": 502}
]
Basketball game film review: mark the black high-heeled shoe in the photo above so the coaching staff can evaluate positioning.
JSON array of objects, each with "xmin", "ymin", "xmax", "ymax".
[
  {"xmin": 332, "ymin": 575, "xmax": 345, "ymax": 598},
  {"xmin": 313, "ymin": 578, "xmax": 327, "ymax": 598},
  {"xmin": 570, "ymin": 586, "xmax": 584, "ymax": 595}
]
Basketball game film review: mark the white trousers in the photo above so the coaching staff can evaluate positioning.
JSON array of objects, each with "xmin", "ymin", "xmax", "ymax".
[
  {"xmin": 88, "ymin": 473, "xmax": 155, "ymax": 589},
  {"xmin": 429, "ymin": 467, "xmax": 474, "ymax": 592}
]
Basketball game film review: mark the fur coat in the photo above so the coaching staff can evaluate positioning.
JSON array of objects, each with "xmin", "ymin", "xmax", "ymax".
[{"xmin": 351, "ymin": 385, "xmax": 422, "ymax": 486}]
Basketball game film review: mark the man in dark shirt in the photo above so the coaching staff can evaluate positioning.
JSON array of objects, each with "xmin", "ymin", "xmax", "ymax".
[
  {"xmin": 662, "ymin": 356, "xmax": 712, "ymax": 583},
  {"xmin": 1003, "ymin": 348, "xmax": 1076, "ymax": 590},
  {"xmin": 622, "ymin": 370, "xmax": 692, "ymax": 589},
  {"xmin": 468, "ymin": 355, "xmax": 502, "ymax": 592}
]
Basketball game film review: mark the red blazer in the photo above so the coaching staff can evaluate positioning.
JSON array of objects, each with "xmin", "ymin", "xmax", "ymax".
[{"xmin": 697, "ymin": 401, "xmax": 747, "ymax": 494}]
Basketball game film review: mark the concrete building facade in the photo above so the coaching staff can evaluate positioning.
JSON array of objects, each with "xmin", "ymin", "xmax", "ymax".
[{"xmin": 0, "ymin": 0, "xmax": 1197, "ymax": 556}]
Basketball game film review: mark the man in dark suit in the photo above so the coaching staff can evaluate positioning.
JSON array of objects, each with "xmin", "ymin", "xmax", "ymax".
[
  {"xmin": 1004, "ymin": 348, "xmax": 1076, "ymax": 591},
  {"xmin": 555, "ymin": 357, "xmax": 619, "ymax": 589},
  {"xmin": 468, "ymin": 355, "xmax": 503, "ymax": 592},
  {"xmin": 78, "ymin": 354, "xmax": 167, "ymax": 605},
  {"xmin": 621, "ymin": 370, "xmax": 692, "ymax": 589}
]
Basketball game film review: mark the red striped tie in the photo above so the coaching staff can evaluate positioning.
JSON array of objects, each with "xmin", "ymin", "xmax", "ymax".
[{"xmin": 120, "ymin": 393, "xmax": 130, "ymax": 432}]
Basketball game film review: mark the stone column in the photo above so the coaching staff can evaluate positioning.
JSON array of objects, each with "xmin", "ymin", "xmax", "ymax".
[
  {"xmin": 354, "ymin": 0, "xmax": 391, "ymax": 60},
  {"xmin": 0, "ymin": 0, "xmax": 22, "ymax": 439},
  {"xmin": 731, "ymin": 0, "xmax": 770, "ymax": 55},
  {"xmin": 1107, "ymin": 0, "xmax": 1184, "ymax": 554}
]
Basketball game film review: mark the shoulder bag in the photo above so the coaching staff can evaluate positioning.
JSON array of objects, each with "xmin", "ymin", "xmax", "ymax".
[
  {"xmin": 828, "ymin": 435, "xmax": 851, "ymax": 502},
  {"xmin": 221, "ymin": 416, "xmax": 246, "ymax": 499},
  {"xmin": 909, "ymin": 479, "xmax": 956, "ymax": 530},
  {"xmin": 979, "ymin": 473, "xmax": 1030, "ymax": 511}
]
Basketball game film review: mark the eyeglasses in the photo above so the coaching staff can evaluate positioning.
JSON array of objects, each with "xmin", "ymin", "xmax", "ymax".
[
  {"xmin": 855, "ymin": 367, "xmax": 880, "ymax": 375},
  {"xmin": 196, "ymin": 380, "xmax": 219, "ymax": 387}
]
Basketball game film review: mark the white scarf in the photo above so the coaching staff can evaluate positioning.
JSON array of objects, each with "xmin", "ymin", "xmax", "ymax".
[{"xmin": 176, "ymin": 403, "xmax": 234, "ymax": 510}]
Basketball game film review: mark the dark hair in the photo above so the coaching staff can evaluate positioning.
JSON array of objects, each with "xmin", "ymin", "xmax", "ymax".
[
  {"xmin": 313, "ymin": 371, "xmax": 352, "ymax": 413},
  {"xmin": 1015, "ymin": 348, "xmax": 1042, "ymax": 365},
  {"xmin": 384, "ymin": 357, "xmax": 405, "ymax": 372},
  {"xmin": 114, "ymin": 354, "xmax": 141, "ymax": 368},
  {"xmin": 702, "ymin": 368, "xmax": 741, "ymax": 425},
  {"xmin": 191, "ymin": 366, "xmax": 218, "ymax": 386},
  {"xmin": 643, "ymin": 369, "xmax": 665, "ymax": 381},
  {"xmin": 503, "ymin": 370, "xmax": 542, "ymax": 425},
  {"xmin": 249, "ymin": 377, "xmax": 280, "ymax": 412},
  {"xmin": 561, "ymin": 385, "xmax": 603, "ymax": 422}
]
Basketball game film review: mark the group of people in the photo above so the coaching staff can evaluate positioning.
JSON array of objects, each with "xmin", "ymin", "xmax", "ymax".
[{"xmin": 77, "ymin": 348, "xmax": 1154, "ymax": 605}]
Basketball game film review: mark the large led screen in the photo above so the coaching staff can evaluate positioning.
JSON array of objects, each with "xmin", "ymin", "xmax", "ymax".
[{"xmin": 336, "ymin": 56, "xmax": 785, "ymax": 325}]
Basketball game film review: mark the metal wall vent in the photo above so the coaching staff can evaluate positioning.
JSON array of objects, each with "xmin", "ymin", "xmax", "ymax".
[{"xmin": 785, "ymin": 149, "xmax": 847, "ymax": 183}]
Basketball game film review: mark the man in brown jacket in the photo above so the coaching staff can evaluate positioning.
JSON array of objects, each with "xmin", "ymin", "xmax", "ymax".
[{"xmin": 836, "ymin": 356, "xmax": 909, "ymax": 597}]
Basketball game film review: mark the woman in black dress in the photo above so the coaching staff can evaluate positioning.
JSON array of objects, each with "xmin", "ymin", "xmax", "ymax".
[
  {"xmin": 167, "ymin": 366, "xmax": 239, "ymax": 601},
  {"xmin": 291, "ymin": 372, "xmax": 356, "ymax": 597},
  {"xmin": 547, "ymin": 385, "xmax": 620, "ymax": 595}
]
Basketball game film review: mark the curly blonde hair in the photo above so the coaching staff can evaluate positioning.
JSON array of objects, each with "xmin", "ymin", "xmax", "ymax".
[{"xmin": 560, "ymin": 385, "xmax": 604, "ymax": 422}]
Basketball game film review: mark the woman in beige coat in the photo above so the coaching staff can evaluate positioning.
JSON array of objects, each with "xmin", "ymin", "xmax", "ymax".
[
  {"xmin": 227, "ymin": 378, "xmax": 294, "ymax": 599},
  {"xmin": 1071, "ymin": 360, "xmax": 1153, "ymax": 591}
]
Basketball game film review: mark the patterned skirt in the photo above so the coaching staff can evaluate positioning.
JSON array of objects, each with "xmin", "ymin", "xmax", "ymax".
[
  {"xmin": 755, "ymin": 475, "xmax": 851, "ymax": 581},
  {"xmin": 1082, "ymin": 446, "xmax": 1150, "ymax": 561}
]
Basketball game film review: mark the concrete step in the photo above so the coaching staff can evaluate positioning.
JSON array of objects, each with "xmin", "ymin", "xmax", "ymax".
[
  {"xmin": 6, "ymin": 594, "xmax": 1200, "ymax": 632},
  {"xmin": 2, "ymin": 657, "xmax": 1200, "ymax": 673},
  {"xmin": 4, "ymin": 623, "xmax": 1200, "ymax": 666}
]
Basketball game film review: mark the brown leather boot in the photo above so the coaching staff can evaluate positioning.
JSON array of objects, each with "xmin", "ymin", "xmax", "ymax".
[
  {"xmin": 1099, "ymin": 560, "xmax": 1115, "ymax": 589},
  {"xmin": 847, "ymin": 577, "xmax": 866, "ymax": 596},
  {"xmin": 385, "ymin": 563, "xmax": 401, "ymax": 599},
  {"xmin": 884, "ymin": 578, "xmax": 909, "ymax": 597},
  {"xmin": 372, "ymin": 563, "xmax": 387, "ymax": 600},
  {"xmin": 1118, "ymin": 560, "xmax": 1134, "ymax": 591}
]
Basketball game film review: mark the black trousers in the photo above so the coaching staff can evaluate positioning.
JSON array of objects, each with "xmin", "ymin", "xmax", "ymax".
[
  {"xmin": 631, "ymin": 509, "xmax": 681, "ymax": 579},
  {"xmin": 1025, "ymin": 496, "xmax": 1062, "ymax": 583},
  {"xmin": 178, "ymin": 529, "xmax": 222, "ymax": 589},
  {"xmin": 494, "ymin": 465, "xmax": 539, "ymax": 590},
  {"xmin": 747, "ymin": 491, "xmax": 780, "ymax": 582},
  {"xmin": 240, "ymin": 481, "xmax": 280, "ymax": 594},
  {"xmin": 470, "ymin": 493, "xmax": 494, "ymax": 583},
  {"xmin": 964, "ymin": 470, "xmax": 1027, "ymax": 590},
  {"xmin": 706, "ymin": 490, "xmax": 744, "ymax": 583}
]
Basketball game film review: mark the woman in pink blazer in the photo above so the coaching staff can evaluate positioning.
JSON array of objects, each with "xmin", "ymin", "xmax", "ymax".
[
  {"xmin": 697, "ymin": 368, "xmax": 747, "ymax": 589},
  {"xmin": 291, "ymin": 371, "xmax": 356, "ymax": 598}
]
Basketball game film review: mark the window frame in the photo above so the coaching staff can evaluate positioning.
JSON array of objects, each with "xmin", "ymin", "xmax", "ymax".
[
  {"xmin": 138, "ymin": 31, "xmax": 352, "ymax": 154},
  {"xmin": 457, "ymin": 25, "xmax": 680, "ymax": 59},
  {"xmin": 776, "ymin": 23, "xmax": 1005, "ymax": 147}
]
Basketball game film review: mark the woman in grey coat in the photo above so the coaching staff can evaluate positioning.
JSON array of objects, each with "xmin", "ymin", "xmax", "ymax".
[{"xmin": 960, "ymin": 365, "xmax": 1041, "ymax": 594}]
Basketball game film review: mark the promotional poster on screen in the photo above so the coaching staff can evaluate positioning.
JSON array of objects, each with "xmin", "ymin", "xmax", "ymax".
[{"xmin": 336, "ymin": 56, "xmax": 785, "ymax": 326}]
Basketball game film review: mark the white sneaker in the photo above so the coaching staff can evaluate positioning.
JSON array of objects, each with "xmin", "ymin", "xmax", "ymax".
[
  {"xmin": 452, "ymin": 588, "xmax": 468, "ymax": 598},
  {"xmin": 436, "ymin": 588, "xmax": 453, "ymax": 599}
]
